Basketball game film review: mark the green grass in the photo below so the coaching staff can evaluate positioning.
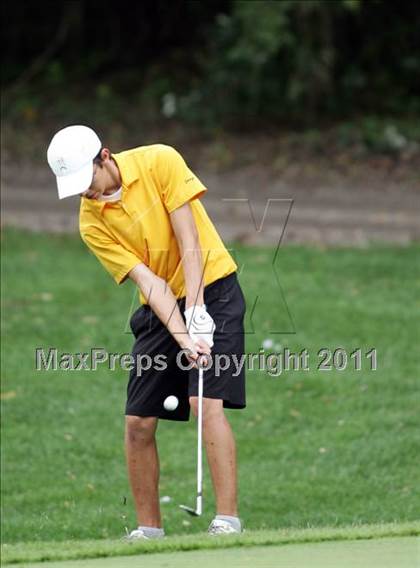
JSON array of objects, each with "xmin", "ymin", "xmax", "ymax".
[
  {"xmin": 4, "ymin": 538, "xmax": 418, "ymax": 568},
  {"xmin": 2, "ymin": 523, "xmax": 419, "ymax": 565},
  {"xmin": 1, "ymin": 229, "xmax": 420, "ymax": 545}
]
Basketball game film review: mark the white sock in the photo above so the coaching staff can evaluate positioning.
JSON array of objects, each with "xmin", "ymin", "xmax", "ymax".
[
  {"xmin": 215, "ymin": 515, "xmax": 241, "ymax": 531},
  {"xmin": 138, "ymin": 526, "xmax": 165, "ymax": 537}
]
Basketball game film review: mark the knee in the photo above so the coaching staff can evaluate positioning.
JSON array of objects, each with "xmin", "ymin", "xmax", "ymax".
[
  {"xmin": 189, "ymin": 397, "xmax": 223, "ymax": 423},
  {"xmin": 125, "ymin": 415, "xmax": 157, "ymax": 443}
]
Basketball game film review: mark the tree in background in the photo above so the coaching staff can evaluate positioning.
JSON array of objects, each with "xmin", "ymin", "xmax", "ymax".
[
  {"xmin": 2, "ymin": 0, "xmax": 419, "ymax": 129},
  {"xmin": 180, "ymin": 0, "xmax": 420, "ymax": 126}
]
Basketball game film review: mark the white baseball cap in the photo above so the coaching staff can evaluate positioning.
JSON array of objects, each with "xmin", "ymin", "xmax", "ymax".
[{"xmin": 47, "ymin": 125, "xmax": 102, "ymax": 199}]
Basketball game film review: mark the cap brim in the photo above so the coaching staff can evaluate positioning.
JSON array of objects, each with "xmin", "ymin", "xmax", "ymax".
[{"xmin": 56, "ymin": 161, "xmax": 94, "ymax": 199}]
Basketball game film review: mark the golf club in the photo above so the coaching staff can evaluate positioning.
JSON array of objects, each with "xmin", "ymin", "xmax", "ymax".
[{"xmin": 179, "ymin": 358, "xmax": 205, "ymax": 517}]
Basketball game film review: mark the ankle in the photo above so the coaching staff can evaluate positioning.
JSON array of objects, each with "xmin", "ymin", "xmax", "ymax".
[
  {"xmin": 137, "ymin": 518, "xmax": 162, "ymax": 528},
  {"xmin": 216, "ymin": 510, "xmax": 238, "ymax": 517}
]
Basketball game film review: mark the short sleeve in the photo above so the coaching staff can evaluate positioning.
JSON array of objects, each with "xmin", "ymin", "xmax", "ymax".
[
  {"xmin": 81, "ymin": 226, "xmax": 142, "ymax": 285},
  {"xmin": 156, "ymin": 145, "xmax": 207, "ymax": 213}
]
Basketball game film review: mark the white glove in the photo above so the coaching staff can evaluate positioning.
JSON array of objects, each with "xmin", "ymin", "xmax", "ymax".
[{"xmin": 184, "ymin": 304, "xmax": 215, "ymax": 348}]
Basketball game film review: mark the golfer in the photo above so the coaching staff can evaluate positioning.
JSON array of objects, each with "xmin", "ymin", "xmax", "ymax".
[{"xmin": 47, "ymin": 125, "xmax": 246, "ymax": 538}]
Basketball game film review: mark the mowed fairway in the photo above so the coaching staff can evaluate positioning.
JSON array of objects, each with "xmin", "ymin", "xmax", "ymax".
[
  {"xmin": 3, "ymin": 537, "xmax": 418, "ymax": 568},
  {"xmin": 1, "ymin": 229, "xmax": 420, "ymax": 558}
]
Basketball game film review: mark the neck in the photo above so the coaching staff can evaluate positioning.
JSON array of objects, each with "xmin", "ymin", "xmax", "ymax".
[{"xmin": 104, "ymin": 158, "xmax": 122, "ymax": 195}]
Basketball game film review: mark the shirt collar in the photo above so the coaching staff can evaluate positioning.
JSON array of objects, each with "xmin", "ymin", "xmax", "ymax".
[{"xmin": 112, "ymin": 152, "xmax": 139, "ymax": 188}]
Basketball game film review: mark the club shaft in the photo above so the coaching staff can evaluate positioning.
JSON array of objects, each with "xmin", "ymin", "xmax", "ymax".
[{"xmin": 196, "ymin": 366, "xmax": 203, "ymax": 515}]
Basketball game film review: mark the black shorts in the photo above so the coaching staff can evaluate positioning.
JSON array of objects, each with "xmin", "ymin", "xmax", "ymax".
[{"xmin": 126, "ymin": 272, "xmax": 246, "ymax": 421}]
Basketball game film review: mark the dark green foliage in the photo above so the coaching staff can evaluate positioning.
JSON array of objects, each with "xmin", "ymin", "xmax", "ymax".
[{"xmin": 2, "ymin": 1, "xmax": 419, "ymax": 127}]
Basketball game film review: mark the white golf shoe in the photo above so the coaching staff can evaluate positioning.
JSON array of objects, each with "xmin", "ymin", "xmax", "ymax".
[
  {"xmin": 125, "ymin": 527, "xmax": 165, "ymax": 541},
  {"xmin": 208, "ymin": 518, "xmax": 242, "ymax": 535}
]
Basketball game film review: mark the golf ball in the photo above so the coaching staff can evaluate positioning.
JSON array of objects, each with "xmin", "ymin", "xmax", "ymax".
[{"xmin": 163, "ymin": 395, "xmax": 179, "ymax": 411}]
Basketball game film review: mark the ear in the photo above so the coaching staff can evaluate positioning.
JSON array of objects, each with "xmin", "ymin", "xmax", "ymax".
[{"xmin": 101, "ymin": 148, "xmax": 111, "ymax": 161}]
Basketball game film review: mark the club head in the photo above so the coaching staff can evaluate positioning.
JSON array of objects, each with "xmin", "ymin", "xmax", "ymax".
[{"xmin": 179, "ymin": 504, "xmax": 201, "ymax": 517}]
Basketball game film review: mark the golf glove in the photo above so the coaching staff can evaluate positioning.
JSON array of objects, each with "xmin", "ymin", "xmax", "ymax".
[{"xmin": 184, "ymin": 304, "xmax": 215, "ymax": 347}]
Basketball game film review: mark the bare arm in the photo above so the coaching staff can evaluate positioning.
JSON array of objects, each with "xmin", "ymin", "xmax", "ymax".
[
  {"xmin": 170, "ymin": 202, "xmax": 204, "ymax": 309},
  {"xmin": 128, "ymin": 263, "xmax": 209, "ymax": 358}
]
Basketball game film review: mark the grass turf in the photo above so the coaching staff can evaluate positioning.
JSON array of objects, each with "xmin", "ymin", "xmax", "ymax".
[
  {"xmin": 1, "ymin": 229, "xmax": 420, "ymax": 546},
  {"xmin": 2, "ymin": 523, "xmax": 419, "ymax": 565},
  {"xmin": 5, "ymin": 538, "xmax": 418, "ymax": 568}
]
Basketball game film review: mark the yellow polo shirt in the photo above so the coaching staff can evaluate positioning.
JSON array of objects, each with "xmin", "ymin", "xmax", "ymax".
[{"xmin": 79, "ymin": 144, "xmax": 237, "ymax": 304}]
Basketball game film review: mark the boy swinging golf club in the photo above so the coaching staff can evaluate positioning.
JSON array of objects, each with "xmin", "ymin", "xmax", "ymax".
[{"xmin": 47, "ymin": 125, "xmax": 247, "ymax": 538}]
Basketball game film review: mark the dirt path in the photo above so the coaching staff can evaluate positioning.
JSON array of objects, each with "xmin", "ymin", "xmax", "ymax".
[{"xmin": 2, "ymin": 161, "xmax": 419, "ymax": 246}]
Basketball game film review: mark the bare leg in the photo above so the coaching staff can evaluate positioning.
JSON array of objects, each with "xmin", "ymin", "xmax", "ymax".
[
  {"xmin": 189, "ymin": 397, "xmax": 238, "ymax": 516},
  {"xmin": 125, "ymin": 415, "xmax": 162, "ymax": 527}
]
